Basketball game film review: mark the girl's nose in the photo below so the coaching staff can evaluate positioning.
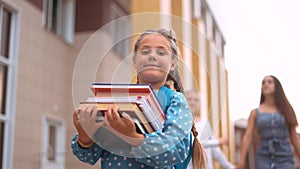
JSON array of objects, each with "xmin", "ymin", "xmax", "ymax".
[{"xmin": 148, "ymin": 51, "xmax": 157, "ymax": 60}]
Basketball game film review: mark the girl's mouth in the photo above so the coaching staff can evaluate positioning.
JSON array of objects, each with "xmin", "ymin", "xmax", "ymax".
[{"xmin": 144, "ymin": 64, "xmax": 160, "ymax": 69}]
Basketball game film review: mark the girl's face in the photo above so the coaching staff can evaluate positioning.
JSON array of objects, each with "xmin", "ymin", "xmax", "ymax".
[
  {"xmin": 262, "ymin": 76, "xmax": 275, "ymax": 95},
  {"xmin": 186, "ymin": 92, "xmax": 200, "ymax": 116},
  {"xmin": 133, "ymin": 34, "xmax": 176, "ymax": 88}
]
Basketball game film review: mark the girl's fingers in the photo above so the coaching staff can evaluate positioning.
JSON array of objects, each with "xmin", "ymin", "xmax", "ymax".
[
  {"xmin": 73, "ymin": 110, "xmax": 78, "ymax": 121},
  {"xmin": 90, "ymin": 106, "xmax": 98, "ymax": 119},
  {"xmin": 122, "ymin": 112, "xmax": 135, "ymax": 129},
  {"xmin": 81, "ymin": 106, "xmax": 88, "ymax": 120},
  {"xmin": 106, "ymin": 105, "xmax": 113, "ymax": 121},
  {"xmin": 111, "ymin": 106, "xmax": 120, "ymax": 121},
  {"xmin": 104, "ymin": 106, "xmax": 112, "ymax": 125},
  {"xmin": 106, "ymin": 105, "xmax": 120, "ymax": 122}
]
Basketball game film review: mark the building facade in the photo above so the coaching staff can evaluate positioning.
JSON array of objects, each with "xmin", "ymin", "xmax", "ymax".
[{"xmin": 0, "ymin": 0, "xmax": 233, "ymax": 168}]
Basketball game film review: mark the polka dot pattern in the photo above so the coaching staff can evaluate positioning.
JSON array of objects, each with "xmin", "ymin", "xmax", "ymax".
[{"xmin": 71, "ymin": 86, "xmax": 193, "ymax": 169}]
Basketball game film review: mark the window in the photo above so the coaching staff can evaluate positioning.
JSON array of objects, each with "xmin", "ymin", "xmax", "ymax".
[
  {"xmin": 1, "ymin": 7, "xmax": 11, "ymax": 58},
  {"xmin": 41, "ymin": 116, "xmax": 66, "ymax": 169},
  {"xmin": 47, "ymin": 125, "xmax": 56, "ymax": 161},
  {"xmin": 0, "ymin": 2, "xmax": 19, "ymax": 169},
  {"xmin": 109, "ymin": 2, "xmax": 131, "ymax": 58},
  {"xmin": 215, "ymin": 28, "xmax": 224, "ymax": 57},
  {"xmin": 0, "ymin": 65, "xmax": 7, "ymax": 116},
  {"xmin": 43, "ymin": 0, "xmax": 75, "ymax": 43},
  {"xmin": 205, "ymin": 10, "xmax": 214, "ymax": 41},
  {"xmin": 192, "ymin": 0, "xmax": 202, "ymax": 19}
]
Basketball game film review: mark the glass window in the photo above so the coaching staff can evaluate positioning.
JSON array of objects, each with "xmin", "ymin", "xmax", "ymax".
[
  {"xmin": 192, "ymin": 0, "xmax": 202, "ymax": 19},
  {"xmin": 0, "ymin": 64, "xmax": 7, "ymax": 115},
  {"xmin": 0, "ymin": 8, "xmax": 11, "ymax": 58},
  {"xmin": 43, "ymin": 0, "xmax": 75, "ymax": 43},
  {"xmin": 41, "ymin": 117, "xmax": 65, "ymax": 169},
  {"xmin": 48, "ymin": 125, "xmax": 56, "ymax": 161},
  {"xmin": 205, "ymin": 11, "xmax": 214, "ymax": 41},
  {"xmin": 45, "ymin": 0, "xmax": 61, "ymax": 33},
  {"xmin": 109, "ymin": 3, "xmax": 131, "ymax": 58}
]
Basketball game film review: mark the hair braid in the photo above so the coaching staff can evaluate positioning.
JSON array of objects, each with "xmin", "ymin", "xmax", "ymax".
[
  {"xmin": 167, "ymin": 69, "xmax": 184, "ymax": 93},
  {"xmin": 191, "ymin": 123, "xmax": 207, "ymax": 169}
]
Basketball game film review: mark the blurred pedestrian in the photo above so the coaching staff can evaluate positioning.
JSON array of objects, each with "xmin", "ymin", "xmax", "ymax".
[
  {"xmin": 236, "ymin": 75, "xmax": 300, "ymax": 169},
  {"xmin": 185, "ymin": 89, "xmax": 235, "ymax": 169}
]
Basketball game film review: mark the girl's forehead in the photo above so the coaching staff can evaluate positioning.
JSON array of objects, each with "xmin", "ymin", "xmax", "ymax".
[
  {"xmin": 189, "ymin": 92, "xmax": 199, "ymax": 99},
  {"xmin": 138, "ymin": 34, "xmax": 171, "ymax": 49},
  {"xmin": 263, "ymin": 76, "xmax": 273, "ymax": 81}
]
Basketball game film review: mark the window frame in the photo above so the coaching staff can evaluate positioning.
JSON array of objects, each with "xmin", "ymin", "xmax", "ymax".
[
  {"xmin": 109, "ymin": 2, "xmax": 131, "ymax": 59},
  {"xmin": 205, "ymin": 10, "xmax": 214, "ymax": 41},
  {"xmin": 42, "ymin": 0, "xmax": 75, "ymax": 44},
  {"xmin": 0, "ymin": 1, "xmax": 20, "ymax": 169},
  {"xmin": 41, "ymin": 115, "xmax": 66, "ymax": 169},
  {"xmin": 192, "ymin": 0, "xmax": 202, "ymax": 19}
]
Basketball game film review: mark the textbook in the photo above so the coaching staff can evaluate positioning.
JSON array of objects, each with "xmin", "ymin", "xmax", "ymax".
[{"xmin": 78, "ymin": 83, "xmax": 165, "ymax": 134}]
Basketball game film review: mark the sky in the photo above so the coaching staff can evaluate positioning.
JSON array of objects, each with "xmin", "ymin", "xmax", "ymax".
[{"xmin": 217, "ymin": 0, "xmax": 300, "ymax": 128}]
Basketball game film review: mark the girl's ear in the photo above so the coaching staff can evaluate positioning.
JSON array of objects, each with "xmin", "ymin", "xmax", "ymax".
[
  {"xmin": 133, "ymin": 56, "xmax": 137, "ymax": 69},
  {"xmin": 170, "ymin": 59, "xmax": 177, "ymax": 71}
]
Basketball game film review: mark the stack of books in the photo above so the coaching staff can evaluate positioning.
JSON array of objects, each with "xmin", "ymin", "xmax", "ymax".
[{"xmin": 78, "ymin": 83, "xmax": 165, "ymax": 134}]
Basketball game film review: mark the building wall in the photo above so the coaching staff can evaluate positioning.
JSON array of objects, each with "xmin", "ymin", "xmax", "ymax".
[
  {"xmin": 9, "ymin": 0, "xmax": 131, "ymax": 168},
  {"xmin": 6, "ymin": 0, "xmax": 233, "ymax": 168},
  {"xmin": 9, "ymin": 0, "xmax": 76, "ymax": 168}
]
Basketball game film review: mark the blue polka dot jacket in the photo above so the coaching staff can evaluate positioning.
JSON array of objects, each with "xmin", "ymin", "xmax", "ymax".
[{"xmin": 71, "ymin": 86, "xmax": 193, "ymax": 169}]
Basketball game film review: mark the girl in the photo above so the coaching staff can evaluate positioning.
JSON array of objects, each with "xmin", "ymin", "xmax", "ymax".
[
  {"xmin": 236, "ymin": 75, "xmax": 300, "ymax": 169},
  {"xmin": 71, "ymin": 28, "xmax": 206, "ymax": 169},
  {"xmin": 185, "ymin": 90, "xmax": 235, "ymax": 169}
]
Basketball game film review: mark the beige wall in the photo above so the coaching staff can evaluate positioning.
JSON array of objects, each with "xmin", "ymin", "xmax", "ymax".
[
  {"xmin": 12, "ymin": 0, "xmax": 72, "ymax": 168},
  {"xmin": 11, "ymin": 1, "xmax": 129, "ymax": 169}
]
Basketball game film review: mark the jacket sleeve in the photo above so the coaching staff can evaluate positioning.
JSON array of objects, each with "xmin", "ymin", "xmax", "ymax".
[
  {"xmin": 212, "ymin": 146, "xmax": 235, "ymax": 169},
  {"xmin": 71, "ymin": 134, "xmax": 103, "ymax": 165},
  {"xmin": 196, "ymin": 120, "xmax": 220, "ymax": 148},
  {"xmin": 201, "ymin": 138, "xmax": 220, "ymax": 148}
]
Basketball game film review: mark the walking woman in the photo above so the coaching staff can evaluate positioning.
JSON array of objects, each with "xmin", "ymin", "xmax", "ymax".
[{"xmin": 236, "ymin": 75, "xmax": 300, "ymax": 169}]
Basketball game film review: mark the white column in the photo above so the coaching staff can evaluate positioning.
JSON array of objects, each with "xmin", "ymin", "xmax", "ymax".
[
  {"xmin": 160, "ymin": 0, "xmax": 171, "ymax": 28},
  {"xmin": 182, "ymin": 0, "xmax": 193, "ymax": 90},
  {"xmin": 199, "ymin": 21, "xmax": 208, "ymax": 119}
]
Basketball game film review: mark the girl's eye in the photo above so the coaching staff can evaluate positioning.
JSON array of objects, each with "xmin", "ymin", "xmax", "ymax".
[
  {"xmin": 157, "ymin": 49, "xmax": 168, "ymax": 56},
  {"xmin": 140, "ymin": 49, "xmax": 150, "ymax": 55}
]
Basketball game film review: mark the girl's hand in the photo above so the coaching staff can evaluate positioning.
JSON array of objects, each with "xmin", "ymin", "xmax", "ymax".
[
  {"xmin": 73, "ymin": 105, "xmax": 105, "ymax": 144},
  {"xmin": 235, "ymin": 163, "xmax": 244, "ymax": 169},
  {"xmin": 218, "ymin": 137, "xmax": 229, "ymax": 145},
  {"xmin": 104, "ymin": 105, "xmax": 145, "ymax": 146},
  {"xmin": 104, "ymin": 105, "xmax": 137, "ymax": 137}
]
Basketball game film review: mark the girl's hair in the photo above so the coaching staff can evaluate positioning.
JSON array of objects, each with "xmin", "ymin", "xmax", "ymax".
[
  {"xmin": 134, "ymin": 28, "xmax": 206, "ymax": 169},
  {"xmin": 260, "ymin": 75, "xmax": 298, "ymax": 128}
]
